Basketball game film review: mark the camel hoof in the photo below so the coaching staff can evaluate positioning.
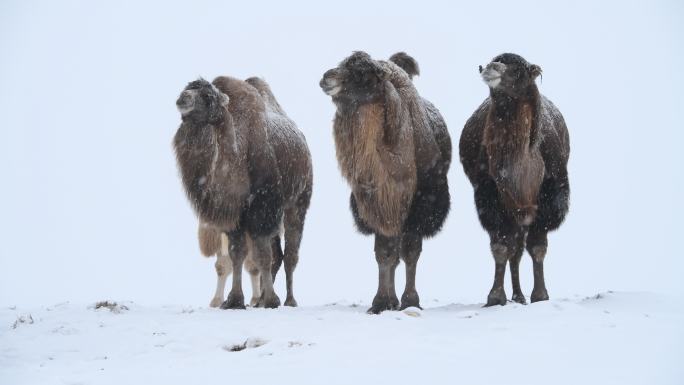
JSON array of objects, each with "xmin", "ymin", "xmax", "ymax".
[
  {"xmin": 387, "ymin": 295, "xmax": 399, "ymax": 311},
  {"xmin": 284, "ymin": 296, "xmax": 298, "ymax": 307},
  {"xmin": 256, "ymin": 293, "xmax": 281, "ymax": 309},
  {"xmin": 209, "ymin": 297, "xmax": 224, "ymax": 308},
  {"xmin": 485, "ymin": 288, "xmax": 507, "ymax": 307},
  {"xmin": 511, "ymin": 292, "xmax": 527, "ymax": 305},
  {"xmin": 531, "ymin": 288, "xmax": 549, "ymax": 303},
  {"xmin": 368, "ymin": 294, "xmax": 395, "ymax": 314},
  {"xmin": 400, "ymin": 291, "xmax": 421, "ymax": 310},
  {"xmin": 366, "ymin": 304, "xmax": 386, "ymax": 315},
  {"xmin": 220, "ymin": 293, "xmax": 246, "ymax": 310}
]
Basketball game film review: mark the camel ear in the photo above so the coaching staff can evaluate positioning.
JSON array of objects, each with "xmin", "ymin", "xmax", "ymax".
[
  {"xmin": 210, "ymin": 83, "xmax": 229, "ymax": 106},
  {"xmin": 219, "ymin": 92, "xmax": 229, "ymax": 107},
  {"xmin": 529, "ymin": 64, "xmax": 542, "ymax": 80}
]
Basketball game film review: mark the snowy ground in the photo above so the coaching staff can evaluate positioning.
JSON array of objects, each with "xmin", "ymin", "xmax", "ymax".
[
  {"xmin": 1, "ymin": 292, "xmax": 682, "ymax": 385},
  {"xmin": 1, "ymin": 1, "xmax": 682, "ymax": 384}
]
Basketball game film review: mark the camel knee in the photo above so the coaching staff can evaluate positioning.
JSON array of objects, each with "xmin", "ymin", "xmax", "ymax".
[
  {"xmin": 226, "ymin": 232, "xmax": 249, "ymax": 268},
  {"xmin": 529, "ymin": 244, "xmax": 547, "ymax": 263},
  {"xmin": 401, "ymin": 233, "xmax": 423, "ymax": 264},
  {"xmin": 375, "ymin": 248, "xmax": 397, "ymax": 265},
  {"xmin": 526, "ymin": 232, "xmax": 548, "ymax": 263},
  {"xmin": 215, "ymin": 256, "xmax": 232, "ymax": 277},
  {"xmin": 215, "ymin": 261, "xmax": 226, "ymax": 276},
  {"xmin": 251, "ymin": 237, "xmax": 275, "ymax": 273},
  {"xmin": 375, "ymin": 235, "xmax": 399, "ymax": 263},
  {"xmin": 490, "ymin": 243, "xmax": 511, "ymax": 264},
  {"xmin": 284, "ymin": 251, "xmax": 299, "ymax": 269},
  {"xmin": 243, "ymin": 254, "xmax": 259, "ymax": 275}
]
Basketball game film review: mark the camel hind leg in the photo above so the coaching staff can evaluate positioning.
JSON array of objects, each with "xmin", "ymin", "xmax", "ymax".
[
  {"xmin": 252, "ymin": 235, "xmax": 281, "ymax": 308},
  {"xmin": 270, "ymin": 235, "xmax": 284, "ymax": 283},
  {"xmin": 508, "ymin": 232, "xmax": 526, "ymax": 304},
  {"xmin": 526, "ymin": 174, "xmax": 570, "ymax": 303},
  {"xmin": 243, "ymin": 252, "xmax": 261, "ymax": 307},
  {"xmin": 399, "ymin": 232, "xmax": 422, "ymax": 310},
  {"xmin": 281, "ymin": 191, "xmax": 311, "ymax": 307}
]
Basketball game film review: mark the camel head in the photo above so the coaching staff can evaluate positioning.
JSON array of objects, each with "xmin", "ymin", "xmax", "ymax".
[
  {"xmin": 320, "ymin": 51, "xmax": 385, "ymax": 104},
  {"xmin": 479, "ymin": 53, "xmax": 542, "ymax": 98},
  {"xmin": 176, "ymin": 78, "xmax": 229, "ymax": 124}
]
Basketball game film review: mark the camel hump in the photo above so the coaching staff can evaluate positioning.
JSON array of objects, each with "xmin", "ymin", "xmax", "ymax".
[
  {"xmin": 389, "ymin": 52, "xmax": 420, "ymax": 79},
  {"xmin": 245, "ymin": 77, "xmax": 285, "ymax": 114}
]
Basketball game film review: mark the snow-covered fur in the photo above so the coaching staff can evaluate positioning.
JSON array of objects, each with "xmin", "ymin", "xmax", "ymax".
[
  {"xmin": 174, "ymin": 77, "xmax": 312, "ymax": 309},
  {"xmin": 459, "ymin": 53, "xmax": 570, "ymax": 306},
  {"xmin": 320, "ymin": 52, "xmax": 451, "ymax": 314}
]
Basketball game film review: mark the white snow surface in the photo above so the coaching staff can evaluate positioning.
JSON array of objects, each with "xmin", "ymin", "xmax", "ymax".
[{"xmin": 2, "ymin": 292, "xmax": 682, "ymax": 385}]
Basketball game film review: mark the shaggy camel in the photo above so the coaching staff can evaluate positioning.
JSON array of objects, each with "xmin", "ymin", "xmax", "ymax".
[
  {"xmin": 459, "ymin": 53, "xmax": 570, "ymax": 306},
  {"xmin": 174, "ymin": 77, "xmax": 312, "ymax": 309},
  {"xmin": 320, "ymin": 52, "xmax": 451, "ymax": 314}
]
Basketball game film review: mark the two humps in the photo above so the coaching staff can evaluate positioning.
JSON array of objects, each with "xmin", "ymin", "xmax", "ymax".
[
  {"xmin": 319, "ymin": 51, "xmax": 570, "ymax": 312},
  {"xmin": 173, "ymin": 50, "xmax": 571, "ymax": 313},
  {"xmin": 173, "ymin": 76, "xmax": 312, "ymax": 309}
]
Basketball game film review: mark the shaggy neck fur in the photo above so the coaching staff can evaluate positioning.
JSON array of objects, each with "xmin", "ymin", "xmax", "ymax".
[
  {"xmin": 483, "ymin": 86, "xmax": 545, "ymax": 224},
  {"xmin": 174, "ymin": 109, "xmax": 249, "ymax": 230},
  {"xmin": 333, "ymin": 83, "xmax": 417, "ymax": 237}
]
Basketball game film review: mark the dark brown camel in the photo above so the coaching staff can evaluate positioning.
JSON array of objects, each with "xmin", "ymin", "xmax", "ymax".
[{"xmin": 459, "ymin": 53, "xmax": 570, "ymax": 306}]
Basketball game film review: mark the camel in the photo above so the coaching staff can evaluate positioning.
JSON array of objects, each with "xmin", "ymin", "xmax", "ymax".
[
  {"xmin": 174, "ymin": 77, "xmax": 312, "ymax": 308},
  {"xmin": 459, "ymin": 53, "xmax": 570, "ymax": 306},
  {"xmin": 320, "ymin": 52, "xmax": 451, "ymax": 313}
]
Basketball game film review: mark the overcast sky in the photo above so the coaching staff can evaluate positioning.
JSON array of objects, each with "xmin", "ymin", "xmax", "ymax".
[{"xmin": 0, "ymin": 0, "xmax": 682, "ymax": 307}]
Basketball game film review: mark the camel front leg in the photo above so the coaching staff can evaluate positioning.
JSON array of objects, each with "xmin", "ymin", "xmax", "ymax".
[
  {"xmin": 527, "ymin": 230, "xmax": 550, "ymax": 303},
  {"xmin": 252, "ymin": 235, "xmax": 281, "ymax": 309},
  {"xmin": 220, "ymin": 230, "xmax": 247, "ymax": 310},
  {"xmin": 485, "ymin": 230, "xmax": 519, "ymax": 307},
  {"xmin": 388, "ymin": 257, "xmax": 400, "ymax": 310},
  {"xmin": 210, "ymin": 238, "xmax": 233, "ymax": 307},
  {"xmin": 368, "ymin": 234, "xmax": 400, "ymax": 314}
]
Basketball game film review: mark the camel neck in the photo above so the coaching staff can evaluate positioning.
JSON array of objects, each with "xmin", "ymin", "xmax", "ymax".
[
  {"xmin": 212, "ymin": 114, "xmax": 237, "ymax": 158},
  {"xmin": 486, "ymin": 88, "xmax": 541, "ymax": 157}
]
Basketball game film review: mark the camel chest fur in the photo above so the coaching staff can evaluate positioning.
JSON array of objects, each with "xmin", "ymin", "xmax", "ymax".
[{"xmin": 334, "ymin": 102, "xmax": 417, "ymax": 236}]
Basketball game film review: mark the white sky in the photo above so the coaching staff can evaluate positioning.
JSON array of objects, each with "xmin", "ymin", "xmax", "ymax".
[{"xmin": 0, "ymin": 0, "xmax": 682, "ymax": 307}]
